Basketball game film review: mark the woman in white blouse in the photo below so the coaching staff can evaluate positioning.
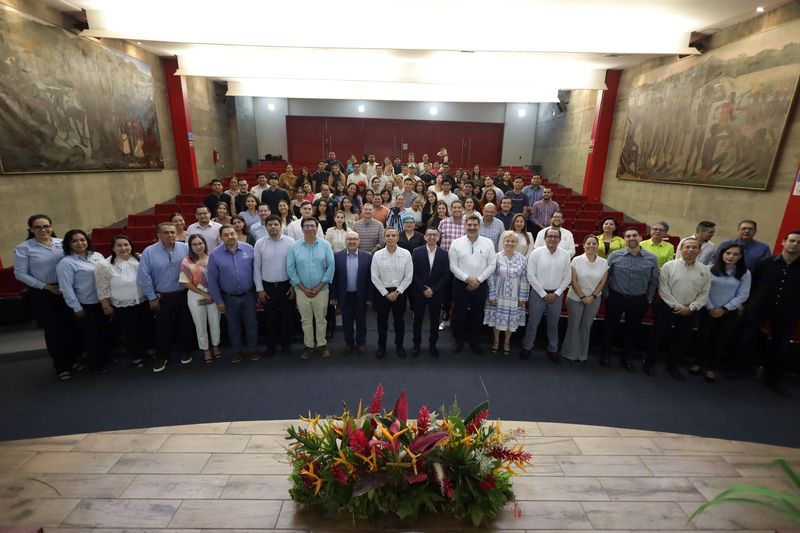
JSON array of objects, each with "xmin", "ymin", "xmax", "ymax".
[
  {"xmin": 325, "ymin": 211, "xmax": 349, "ymax": 252},
  {"xmin": 562, "ymin": 234, "xmax": 608, "ymax": 361},
  {"xmin": 511, "ymin": 214, "xmax": 534, "ymax": 257},
  {"xmin": 95, "ymin": 234, "xmax": 153, "ymax": 368}
]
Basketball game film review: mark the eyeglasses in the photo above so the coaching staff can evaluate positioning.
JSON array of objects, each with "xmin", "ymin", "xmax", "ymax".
[
  {"xmin": 32, "ymin": 225, "xmax": 51, "ymax": 230},
  {"xmin": 545, "ymin": 235, "xmax": 561, "ymax": 239},
  {"xmin": 651, "ymin": 227, "xmax": 666, "ymax": 232},
  {"xmin": 302, "ymin": 225, "xmax": 317, "ymax": 229}
]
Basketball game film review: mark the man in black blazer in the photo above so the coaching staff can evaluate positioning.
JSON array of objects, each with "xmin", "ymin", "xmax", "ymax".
[
  {"xmin": 411, "ymin": 228, "xmax": 452, "ymax": 357},
  {"xmin": 331, "ymin": 231, "xmax": 373, "ymax": 354}
]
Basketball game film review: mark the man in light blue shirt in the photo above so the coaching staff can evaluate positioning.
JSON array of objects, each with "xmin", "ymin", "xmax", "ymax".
[
  {"xmin": 137, "ymin": 222, "xmax": 192, "ymax": 372},
  {"xmin": 287, "ymin": 216, "xmax": 335, "ymax": 359},
  {"xmin": 248, "ymin": 204, "xmax": 271, "ymax": 242}
]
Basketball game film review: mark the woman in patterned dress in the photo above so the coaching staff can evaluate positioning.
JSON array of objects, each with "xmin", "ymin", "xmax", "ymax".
[{"xmin": 484, "ymin": 231, "xmax": 530, "ymax": 356}]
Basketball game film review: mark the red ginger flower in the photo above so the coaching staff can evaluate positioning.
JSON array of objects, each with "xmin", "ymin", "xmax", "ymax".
[
  {"xmin": 488, "ymin": 445, "xmax": 533, "ymax": 464},
  {"xmin": 416, "ymin": 405, "xmax": 430, "ymax": 435},
  {"xmin": 330, "ymin": 464, "xmax": 348, "ymax": 485},
  {"xmin": 368, "ymin": 383, "xmax": 384, "ymax": 414},
  {"xmin": 478, "ymin": 476, "xmax": 496, "ymax": 490},
  {"xmin": 466, "ymin": 409, "xmax": 489, "ymax": 434},
  {"xmin": 348, "ymin": 428, "xmax": 369, "ymax": 455},
  {"xmin": 393, "ymin": 389, "xmax": 408, "ymax": 423}
]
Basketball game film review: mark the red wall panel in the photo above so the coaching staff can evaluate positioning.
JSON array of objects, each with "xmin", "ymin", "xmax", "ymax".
[{"xmin": 286, "ymin": 116, "xmax": 326, "ymax": 164}]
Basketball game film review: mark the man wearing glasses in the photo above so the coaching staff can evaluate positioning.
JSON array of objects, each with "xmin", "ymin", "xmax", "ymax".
[
  {"xmin": 717, "ymin": 220, "xmax": 772, "ymax": 271},
  {"xmin": 640, "ymin": 221, "xmax": 675, "ymax": 269}
]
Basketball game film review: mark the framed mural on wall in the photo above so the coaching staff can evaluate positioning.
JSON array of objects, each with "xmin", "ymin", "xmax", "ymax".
[
  {"xmin": 0, "ymin": 5, "xmax": 163, "ymax": 174},
  {"xmin": 617, "ymin": 20, "xmax": 800, "ymax": 190}
]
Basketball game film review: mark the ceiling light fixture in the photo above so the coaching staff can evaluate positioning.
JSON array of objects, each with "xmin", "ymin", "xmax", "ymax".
[
  {"xmin": 756, "ymin": 6, "xmax": 764, "ymax": 12},
  {"xmin": 429, "ymin": 106, "xmax": 438, "ymax": 115},
  {"xmin": 357, "ymin": 105, "xmax": 365, "ymax": 113},
  {"xmin": 517, "ymin": 108, "xmax": 527, "ymax": 117},
  {"xmin": 267, "ymin": 103, "xmax": 275, "ymax": 111}
]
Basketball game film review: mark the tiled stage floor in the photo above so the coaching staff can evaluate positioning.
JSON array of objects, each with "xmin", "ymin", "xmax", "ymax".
[{"xmin": 1, "ymin": 420, "xmax": 799, "ymax": 532}]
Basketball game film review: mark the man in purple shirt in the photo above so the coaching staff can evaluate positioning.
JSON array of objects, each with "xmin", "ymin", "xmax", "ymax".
[
  {"xmin": 530, "ymin": 187, "xmax": 560, "ymax": 233},
  {"xmin": 207, "ymin": 224, "xmax": 259, "ymax": 363}
]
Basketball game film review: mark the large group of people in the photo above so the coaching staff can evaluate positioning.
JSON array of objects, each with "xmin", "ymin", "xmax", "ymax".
[{"xmin": 12, "ymin": 151, "xmax": 800, "ymax": 397}]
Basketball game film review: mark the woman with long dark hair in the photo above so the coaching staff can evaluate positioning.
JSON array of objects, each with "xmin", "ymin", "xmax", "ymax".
[
  {"xmin": 14, "ymin": 214, "xmax": 79, "ymax": 380},
  {"xmin": 597, "ymin": 217, "xmax": 625, "ymax": 258},
  {"xmin": 690, "ymin": 243, "xmax": 751, "ymax": 382},
  {"xmin": 314, "ymin": 198, "xmax": 334, "ymax": 233},
  {"xmin": 421, "ymin": 191, "xmax": 439, "ymax": 227},
  {"xmin": 171, "ymin": 212, "xmax": 188, "ymax": 242},
  {"xmin": 562, "ymin": 234, "xmax": 608, "ymax": 362},
  {"xmin": 180, "ymin": 234, "xmax": 222, "ymax": 364},
  {"xmin": 56, "ymin": 229, "xmax": 110, "ymax": 375},
  {"xmin": 427, "ymin": 200, "xmax": 449, "ymax": 229},
  {"xmin": 340, "ymin": 196, "xmax": 359, "ymax": 226},
  {"xmin": 480, "ymin": 187, "xmax": 498, "ymax": 213},
  {"xmin": 95, "ymin": 234, "xmax": 153, "ymax": 368}
]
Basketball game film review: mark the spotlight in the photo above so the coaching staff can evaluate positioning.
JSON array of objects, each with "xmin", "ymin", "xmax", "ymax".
[
  {"xmin": 756, "ymin": 6, "xmax": 764, "ymax": 12},
  {"xmin": 517, "ymin": 108, "xmax": 526, "ymax": 118},
  {"xmin": 267, "ymin": 103, "xmax": 275, "ymax": 111},
  {"xmin": 357, "ymin": 105, "xmax": 365, "ymax": 113},
  {"xmin": 429, "ymin": 106, "xmax": 438, "ymax": 115}
]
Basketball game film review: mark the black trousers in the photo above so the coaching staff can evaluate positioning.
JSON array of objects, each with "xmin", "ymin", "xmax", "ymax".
[
  {"xmin": 645, "ymin": 301, "xmax": 695, "ymax": 369},
  {"xmin": 153, "ymin": 291, "xmax": 194, "ymax": 358},
  {"xmin": 74, "ymin": 303, "xmax": 112, "ymax": 371},
  {"xmin": 28, "ymin": 288, "xmax": 80, "ymax": 373},
  {"xmin": 695, "ymin": 309, "xmax": 739, "ymax": 371},
  {"xmin": 452, "ymin": 280, "xmax": 488, "ymax": 343},
  {"xmin": 374, "ymin": 288, "xmax": 407, "ymax": 348},
  {"xmin": 602, "ymin": 290, "xmax": 649, "ymax": 356},
  {"xmin": 733, "ymin": 307, "xmax": 797, "ymax": 382},
  {"xmin": 262, "ymin": 280, "xmax": 292, "ymax": 349},
  {"xmin": 413, "ymin": 293, "xmax": 443, "ymax": 348},
  {"xmin": 114, "ymin": 302, "xmax": 154, "ymax": 362},
  {"xmin": 341, "ymin": 292, "xmax": 367, "ymax": 346}
]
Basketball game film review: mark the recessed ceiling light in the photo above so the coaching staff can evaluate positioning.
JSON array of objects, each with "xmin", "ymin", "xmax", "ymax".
[
  {"xmin": 756, "ymin": 6, "xmax": 764, "ymax": 12},
  {"xmin": 357, "ymin": 105, "xmax": 365, "ymax": 113},
  {"xmin": 267, "ymin": 103, "xmax": 275, "ymax": 111},
  {"xmin": 517, "ymin": 108, "xmax": 526, "ymax": 117},
  {"xmin": 136, "ymin": 41, "xmax": 142, "ymax": 45},
  {"xmin": 429, "ymin": 106, "xmax": 438, "ymax": 115}
]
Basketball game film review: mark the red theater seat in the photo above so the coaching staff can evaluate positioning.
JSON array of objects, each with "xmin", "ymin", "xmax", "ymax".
[{"xmin": 127, "ymin": 214, "xmax": 155, "ymax": 227}]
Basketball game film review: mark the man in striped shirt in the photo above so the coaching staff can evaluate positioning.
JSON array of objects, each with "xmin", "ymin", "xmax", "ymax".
[{"xmin": 437, "ymin": 200, "xmax": 466, "ymax": 252}]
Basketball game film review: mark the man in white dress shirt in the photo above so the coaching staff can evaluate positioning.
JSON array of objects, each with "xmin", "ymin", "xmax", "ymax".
[
  {"xmin": 187, "ymin": 206, "xmax": 222, "ymax": 249},
  {"xmin": 436, "ymin": 177, "xmax": 458, "ymax": 210},
  {"xmin": 284, "ymin": 202, "xmax": 324, "ymax": 241},
  {"xmin": 522, "ymin": 227, "xmax": 571, "ymax": 361},
  {"xmin": 371, "ymin": 227, "xmax": 413, "ymax": 359},
  {"xmin": 533, "ymin": 211, "xmax": 575, "ymax": 258},
  {"xmin": 449, "ymin": 215, "xmax": 496, "ymax": 354}
]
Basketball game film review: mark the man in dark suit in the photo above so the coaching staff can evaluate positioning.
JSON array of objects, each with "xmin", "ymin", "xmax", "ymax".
[
  {"xmin": 411, "ymin": 227, "xmax": 452, "ymax": 357},
  {"xmin": 331, "ymin": 230, "xmax": 373, "ymax": 354}
]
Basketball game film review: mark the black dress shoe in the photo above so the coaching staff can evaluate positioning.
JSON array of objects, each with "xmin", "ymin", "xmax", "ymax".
[
  {"xmin": 519, "ymin": 349, "xmax": 530, "ymax": 360},
  {"xmin": 451, "ymin": 341, "xmax": 464, "ymax": 353},
  {"xmin": 470, "ymin": 342, "xmax": 483, "ymax": 354},
  {"xmin": 766, "ymin": 379, "xmax": 792, "ymax": 398},
  {"xmin": 397, "ymin": 347, "xmax": 407, "ymax": 358},
  {"xmin": 622, "ymin": 358, "xmax": 636, "ymax": 373},
  {"xmin": 429, "ymin": 346, "xmax": 439, "ymax": 358},
  {"xmin": 668, "ymin": 367, "xmax": 686, "ymax": 382},
  {"xmin": 547, "ymin": 351, "xmax": 561, "ymax": 364},
  {"xmin": 644, "ymin": 363, "xmax": 655, "ymax": 377},
  {"xmin": 599, "ymin": 356, "xmax": 610, "ymax": 367},
  {"xmin": 411, "ymin": 347, "xmax": 420, "ymax": 358},
  {"xmin": 356, "ymin": 344, "xmax": 367, "ymax": 355},
  {"xmin": 343, "ymin": 344, "xmax": 355, "ymax": 355},
  {"xmin": 375, "ymin": 348, "xmax": 386, "ymax": 359}
]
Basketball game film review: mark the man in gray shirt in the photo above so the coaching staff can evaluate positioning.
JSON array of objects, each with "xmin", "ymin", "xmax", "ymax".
[{"xmin": 601, "ymin": 227, "xmax": 659, "ymax": 372}]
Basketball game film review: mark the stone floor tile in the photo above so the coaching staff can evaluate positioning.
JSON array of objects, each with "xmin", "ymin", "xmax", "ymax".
[
  {"xmin": 538, "ymin": 422, "xmax": 620, "ymax": 437},
  {"xmin": 599, "ymin": 477, "xmax": 705, "ymax": 502},
  {"xmin": 221, "ymin": 475, "xmax": 293, "ymax": 499},
  {"xmin": 47, "ymin": 529, "xmax": 202, "ymax": 533},
  {"xmin": 732, "ymin": 440, "xmax": 800, "ymax": 458},
  {"xmin": 62, "ymin": 499, "xmax": 181, "ymax": 528},
  {"xmin": 169, "ymin": 499, "xmax": 282, "ymax": 528},
  {"xmin": 0, "ymin": 497, "xmax": 80, "ymax": 526},
  {"xmin": 158, "ymin": 434, "xmax": 251, "ymax": 453},
  {"xmin": 16, "ymin": 452, "xmax": 123, "ymax": 474},
  {"xmin": 641, "ymin": 456, "xmax": 740, "ymax": 477},
  {"xmin": 0, "ymin": 473, "xmax": 135, "ymax": 499},
  {"xmin": 506, "ymin": 421, "xmax": 543, "ymax": 437},
  {"xmin": 98, "ymin": 428, "xmax": 150, "ymax": 434},
  {"xmin": 108, "ymin": 453, "xmax": 211, "ymax": 474},
  {"xmin": 488, "ymin": 501, "xmax": 591, "ymax": 529},
  {"xmin": 73, "ymin": 434, "xmax": 169, "ymax": 453},
  {"xmin": 689, "ymin": 476, "xmax": 800, "ymax": 501},
  {"xmin": 0, "ymin": 451, "xmax": 36, "ymax": 473},
  {"xmin": 723, "ymin": 455, "xmax": 800, "ymax": 477},
  {"xmin": 244, "ymin": 435, "xmax": 289, "ymax": 454},
  {"xmin": 121, "ymin": 474, "xmax": 229, "ymax": 499},
  {"xmin": 651, "ymin": 436, "xmax": 744, "ymax": 456},
  {"xmin": 519, "ymin": 455, "xmax": 565, "ymax": 477},
  {"xmin": 227, "ymin": 420, "xmax": 294, "ymax": 435},
  {"xmin": 573, "ymin": 437, "xmax": 662, "ymax": 456},
  {"xmin": 557, "ymin": 456, "xmax": 652, "ymax": 477},
  {"xmin": 615, "ymin": 428, "xmax": 685, "ymax": 438},
  {"xmin": 0, "ymin": 435, "xmax": 87, "ymax": 452},
  {"xmin": 202, "ymin": 453, "xmax": 290, "ymax": 475},
  {"xmin": 678, "ymin": 500, "xmax": 798, "ymax": 529},
  {"xmin": 520, "ymin": 437, "xmax": 582, "ymax": 455},
  {"xmin": 582, "ymin": 501, "xmax": 690, "ymax": 529},
  {"xmin": 512, "ymin": 476, "xmax": 609, "ymax": 501},
  {"xmin": 145, "ymin": 422, "xmax": 232, "ymax": 434}
]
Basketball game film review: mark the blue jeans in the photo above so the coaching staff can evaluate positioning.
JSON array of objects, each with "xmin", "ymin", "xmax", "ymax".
[
  {"xmin": 523, "ymin": 293, "xmax": 562, "ymax": 353},
  {"xmin": 222, "ymin": 291, "xmax": 258, "ymax": 354}
]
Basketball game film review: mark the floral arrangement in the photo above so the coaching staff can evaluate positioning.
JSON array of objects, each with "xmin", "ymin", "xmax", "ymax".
[{"xmin": 286, "ymin": 384, "xmax": 533, "ymax": 527}]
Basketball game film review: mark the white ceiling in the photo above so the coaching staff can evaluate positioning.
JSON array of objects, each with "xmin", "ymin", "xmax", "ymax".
[{"xmin": 64, "ymin": 0, "xmax": 789, "ymax": 103}]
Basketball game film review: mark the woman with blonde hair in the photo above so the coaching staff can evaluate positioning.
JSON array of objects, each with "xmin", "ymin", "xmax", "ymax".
[{"xmin": 485, "ymin": 231, "xmax": 529, "ymax": 356}]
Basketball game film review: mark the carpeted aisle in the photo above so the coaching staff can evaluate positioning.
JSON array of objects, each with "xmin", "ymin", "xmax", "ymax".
[{"xmin": 2, "ymin": 317, "xmax": 797, "ymax": 446}]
